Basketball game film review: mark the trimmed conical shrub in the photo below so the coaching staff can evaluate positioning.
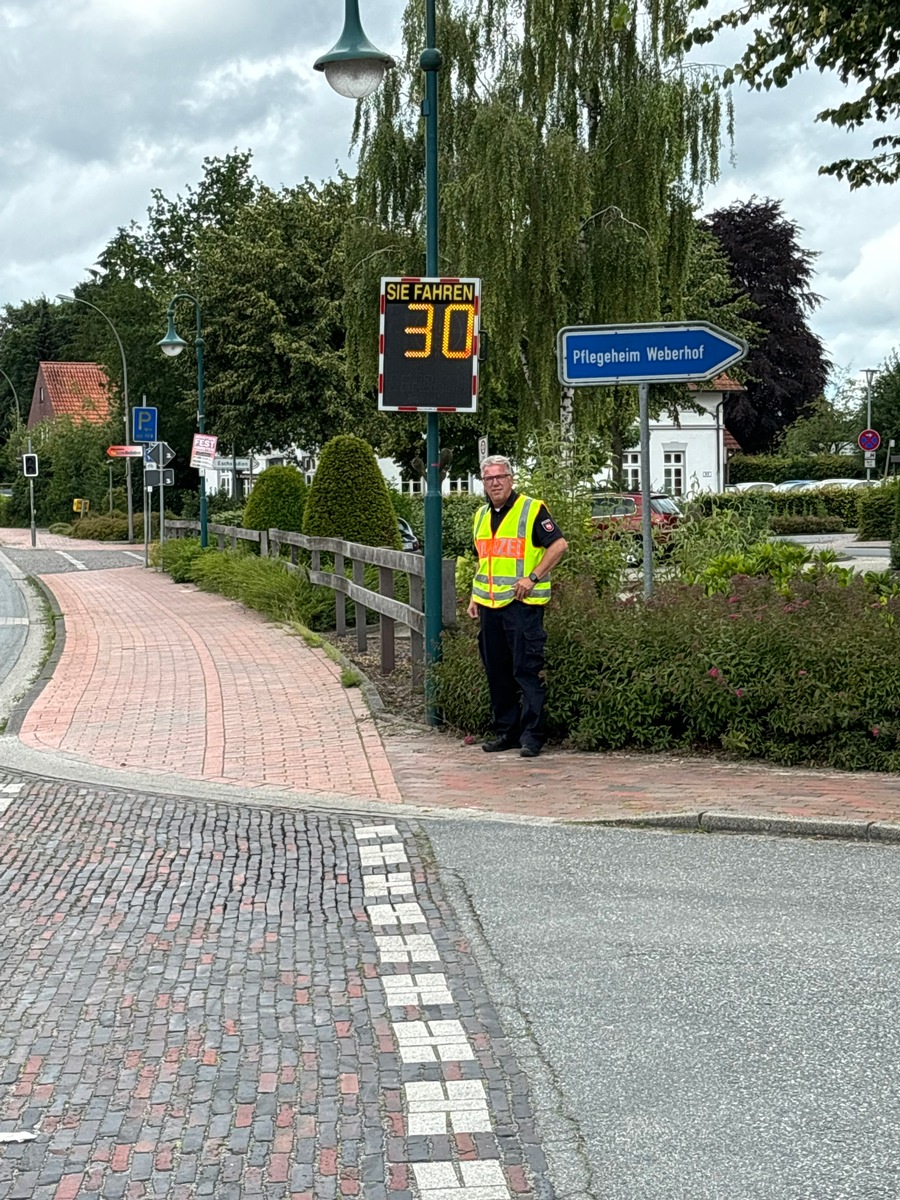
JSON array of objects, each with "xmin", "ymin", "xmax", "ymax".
[
  {"xmin": 303, "ymin": 435, "xmax": 400, "ymax": 548},
  {"xmin": 242, "ymin": 465, "xmax": 307, "ymax": 533}
]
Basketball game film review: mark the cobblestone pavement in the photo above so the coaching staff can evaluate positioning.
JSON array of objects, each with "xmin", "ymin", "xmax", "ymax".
[
  {"xmin": 16, "ymin": 570, "xmax": 400, "ymax": 805},
  {"xmin": 0, "ymin": 773, "xmax": 551, "ymax": 1200}
]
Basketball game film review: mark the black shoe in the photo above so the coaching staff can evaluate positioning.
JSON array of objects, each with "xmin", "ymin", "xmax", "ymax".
[
  {"xmin": 482, "ymin": 736, "xmax": 517, "ymax": 753},
  {"xmin": 520, "ymin": 745, "xmax": 540, "ymax": 758}
]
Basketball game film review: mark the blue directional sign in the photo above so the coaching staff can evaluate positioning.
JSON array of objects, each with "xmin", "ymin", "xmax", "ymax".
[
  {"xmin": 557, "ymin": 321, "xmax": 748, "ymax": 386},
  {"xmin": 132, "ymin": 406, "xmax": 158, "ymax": 442}
]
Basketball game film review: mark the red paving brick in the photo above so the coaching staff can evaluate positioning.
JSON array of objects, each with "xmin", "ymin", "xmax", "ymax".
[{"xmin": 11, "ymin": 561, "xmax": 900, "ymax": 830}]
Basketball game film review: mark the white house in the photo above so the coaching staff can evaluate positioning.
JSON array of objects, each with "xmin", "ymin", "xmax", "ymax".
[{"xmin": 612, "ymin": 375, "xmax": 744, "ymax": 497}]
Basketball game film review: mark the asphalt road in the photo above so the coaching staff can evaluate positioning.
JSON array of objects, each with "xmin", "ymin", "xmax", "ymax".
[
  {"xmin": 426, "ymin": 822, "xmax": 900, "ymax": 1200},
  {"xmin": 0, "ymin": 557, "xmax": 28, "ymax": 696},
  {"xmin": 0, "ymin": 547, "xmax": 144, "ymax": 574}
]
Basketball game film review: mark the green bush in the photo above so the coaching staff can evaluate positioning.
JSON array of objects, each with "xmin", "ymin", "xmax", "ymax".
[
  {"xmin": 152, "ymin": 537, "xmax": 209, "ymax": 582},
  {"xmin": 387, "ymin": 487, "xmax": 417, "ymax": 527},
  {"xmin": 728, "ymin": 453, "xmax": 863, "ymax": 485},
  {"xmin": 406, "ymin": 492, "xmax": 483, "ymax": 557},
  {"xmin": 436, "ymin": 572, "xmax": 900, "ymax": 771},
  {"xmin": 66, "ymin": 513, "xmax": 161, "ymax": 541},
  {"xmin": 803, "ymin": 487, "xmax": 861, "ymax": 526},
  {"xmin": 857, "ymin": 483, "xmax": 900, "ymax": 541},
  {"xmin": 304, "ymin": 435, "xmax": 400, "ymax": 548},
  {"xmin": 770, "ymin": 515, "xmax": 845, "ymax": 535},
  {"xmin": 211, "ymin": 507, "xmax": 245, "ymax": 527},
  {"xmin": 243, "ymin": 466, "xmax": 307, "ymax": 534},
  {"xmin": 189, "ymin": 549, "xmax": 337, "ymax": 630}
]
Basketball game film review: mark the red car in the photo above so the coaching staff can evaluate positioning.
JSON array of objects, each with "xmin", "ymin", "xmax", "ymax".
[{"xmin": 590, "ymin": 492, "xmax": 682, "ymax": 540}]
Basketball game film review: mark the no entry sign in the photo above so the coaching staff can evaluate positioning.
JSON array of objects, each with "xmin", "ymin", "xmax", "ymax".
[{"xmin": 859, "ymin": 429, "xmax": 881, "ymax": 452}]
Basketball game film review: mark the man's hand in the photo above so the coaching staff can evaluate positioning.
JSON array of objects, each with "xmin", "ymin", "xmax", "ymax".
[
  {"xmin": 513, "ymin": 576, "xmax": 536, "ymax": 602},
  {"xmin": 467, "ymin": 598, "xmax": 479, "ymax": 619}
]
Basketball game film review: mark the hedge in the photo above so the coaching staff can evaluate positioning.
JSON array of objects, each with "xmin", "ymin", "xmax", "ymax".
[
  {"xmin": 769, "ymin": 515, "xmax": 845, "ymax": 535},
  {"xmin": 304, "ymin": 435, "xmax": 400, "ymax": 549},
  {"xmin": 435, "ymin": 572, "xmax": 900, "ymax": 771},
  {"xmin": 243, "ymin": 465, "xmax": 307, "ymax": 534},
  {"xmin": 857, "ymin": 483, "xmax": 900, "ymax": 541},
  {"xmin": 406, "ymin": 492, "xmax": 484, "ymax": 558},
  {"xmin": 65, "ymin": 512, "xmax": 161, "ymax": 541},
  {"xmin": 728, "ymin": 453, "xmax": 863, "ymax": 485}
]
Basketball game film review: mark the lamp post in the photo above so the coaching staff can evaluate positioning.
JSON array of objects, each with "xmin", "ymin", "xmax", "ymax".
[
  {"xmin": 158, "ymin": 293, "xmax": 207, "ymax": 548},
  {"xmin": 0, "ymin": 368, "xmax": 20, "ymax": 428},
  {"xmin": 57, "ymin": 294, "xmax": 134, "ymax": 542},
  {"xmin": 317, "ymin": 0, "xmax": 446, "ymax": 725},
  {"xmin": 864, "ymin": 368, "xmax": 879, "ymax": 481}
]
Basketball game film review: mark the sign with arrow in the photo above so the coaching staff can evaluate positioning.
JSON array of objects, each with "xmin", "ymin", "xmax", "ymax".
[
  {"xmin": 147, "ymin": 441, "xmax": 176, "ymax": 468},
  {"xmin": 557, "ymin": 321, "xmax": 748, "ymax": 386},
  {"xmin": 858, "ymin": 428, "xmax": 881, "ymax": 452},
  {"xmin": 144, "ymin": 468, "xmax": 175, "ymax": 488},
  {"xmin": 107, "ymin": 445, "xmax": 143, "ymax": 458}
]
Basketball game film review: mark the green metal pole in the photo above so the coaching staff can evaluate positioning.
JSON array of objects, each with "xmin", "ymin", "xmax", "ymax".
[
  {"xmin": 422, "ymin": 0, "xmax": 443, "ymax": 725},
  {"xmin": 195, "ymin": 304, "xmax": 208, "ymax": 549}
]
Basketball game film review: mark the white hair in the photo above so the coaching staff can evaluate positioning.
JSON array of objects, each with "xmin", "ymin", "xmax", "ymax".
[{"xmin": 480, "ymin": 454, "xmax": 513, "ymax": 476}]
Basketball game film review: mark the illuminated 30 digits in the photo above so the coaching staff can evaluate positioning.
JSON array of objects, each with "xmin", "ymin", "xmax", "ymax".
[
  {"xmin": 441, "ymin": 304, "xmax": 476, "ymax": 359},
  {"xmin": 404, "ymin": 304, "xmax": 434, "ymax": 358}
]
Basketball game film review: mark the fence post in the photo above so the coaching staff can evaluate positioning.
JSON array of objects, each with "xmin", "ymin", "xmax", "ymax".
[
  {"xmin": 379, "ymin": 566, "xmax": 395, "ymax": 675},
  {"xmin": 217, "ymin": 530, "xmax": 225, "ymax": 550},
  {"xmin": 259, "ymin": 530, "xmax": 268, "ymax": 559},
  {"xmin": 335, "ymin": 551, "xmax": 346, "ymax": 637},
  {"xmin": 353, "ymin": 558, "xmax": 367, "ymax": 652},
  {"xmin": 230, "ymin": 527, "xmax": 238, "ymax": 551},
  {"xmin": 409, "ymin": 572, "xmax": 424, "ymax": 688},
  {"xmin": 442, "ymin": 559, "xmax": 457, "ymax": 627}
]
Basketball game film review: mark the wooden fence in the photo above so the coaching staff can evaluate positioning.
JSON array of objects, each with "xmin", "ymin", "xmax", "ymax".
[{"xmin": 165, "ymin": 520, "xmax": 457, "ymax": 680}]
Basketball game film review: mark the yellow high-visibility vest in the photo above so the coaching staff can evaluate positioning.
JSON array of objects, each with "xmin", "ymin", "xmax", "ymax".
[{"xmin": 471, "ymin": 494, "xmax": 552, "ymax": 608}]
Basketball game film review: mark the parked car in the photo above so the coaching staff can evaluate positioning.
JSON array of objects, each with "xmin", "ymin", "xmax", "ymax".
[
  {"xmin": 801, "ymin": 477, "xmax": 869, "ymax": 490},
  {"xmin": 590, "ymin": 492, "xmax": 682, "ymax": 539},
  {"xmin": 773, "ymin": 479, "xmax": 817, "ymax": 492},
  {"xmin": 397, "ymin": 516, "xmax": 420, "ymax": 552},
  {"xmin": 725, "ymin": 480, "xmax": 777, "ymax": 493}
]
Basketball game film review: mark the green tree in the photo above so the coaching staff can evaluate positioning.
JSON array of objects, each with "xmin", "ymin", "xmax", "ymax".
[
  {"xmin": 345, "ymin": 0, "xmax": 733, "ymax": 455},
  {"xmin": 870, "ymin": 352, "xmax": 900, "ymax": 471},
  {"xmin": 303, "ymin": 435, "xmax": 400, "ymax": 548},
  {"xmin": 684, "ymin": 0, "xmax": 900, "ymax": 187},
  {"xmin": 0, "ymin": 299, "xmax": 76, "ymax": 434},
  {"xmin": 4, "ymin": 415, "xmax": 118, "ymax": 526},
  {"xmin": 197, "ymin": 178, "xmax": 366, "ymax": 453},
  {"xmin": 779, "ymin": 391, "xmax": 863, "ymax": 457}
]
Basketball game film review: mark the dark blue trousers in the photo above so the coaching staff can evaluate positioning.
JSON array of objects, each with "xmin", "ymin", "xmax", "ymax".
[{"xmin": 478, "ymin": 601, "xmax": 548, "ymax": 749}]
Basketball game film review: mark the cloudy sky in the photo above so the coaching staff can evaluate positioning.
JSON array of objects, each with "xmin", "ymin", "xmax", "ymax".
[{"xmin": 0, "ymin": 0, "xmax": 896, "ymax": 389}]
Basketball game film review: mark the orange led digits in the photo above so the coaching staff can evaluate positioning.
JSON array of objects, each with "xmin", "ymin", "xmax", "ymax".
[
  {"xmin": 404, "ymin": 303, "xmax": 434, "ymax": 358},
  {"xmin": 441, "ymin": 304, "xmax": 475, "ymax": 359}
]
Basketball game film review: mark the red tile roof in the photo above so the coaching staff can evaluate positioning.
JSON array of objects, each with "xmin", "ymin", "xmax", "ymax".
[
  {"xmin": 28, "ymin": 362, "xmax": 112, "ymax": 428},
  {"xmin": 687, "ymin": 373, "xmax": 746, "ymax": 393},
  {"xmin": 724, "ymin": 429, "xmax": 742, "ymax": 451}
]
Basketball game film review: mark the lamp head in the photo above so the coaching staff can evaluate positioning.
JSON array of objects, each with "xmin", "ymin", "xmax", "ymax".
[
  {"xmin": 314, "ymin": 0, "xmax": 394, "ymax": 99},
  {"xmin": 158, "ymin": 313, "xmax": 188, "ymax": 358},
  {"xmin": 56, "ymin": 294, "xmax": 75, "ymax": 303}
]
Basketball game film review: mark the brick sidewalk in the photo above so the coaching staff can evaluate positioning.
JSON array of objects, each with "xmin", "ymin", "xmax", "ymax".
[
  {"xmin": 12, "ymin": 564, "xmax": 900, "ymax": 830},
  {"xmin": 19, "ymin": 570, "xmax": 400, "ymax": 804}
]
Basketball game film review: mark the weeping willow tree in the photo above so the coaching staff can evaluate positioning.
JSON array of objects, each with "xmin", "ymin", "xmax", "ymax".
[{"xmin": 343, "ymin": 0, "xmax": 734, "ymax": 472}]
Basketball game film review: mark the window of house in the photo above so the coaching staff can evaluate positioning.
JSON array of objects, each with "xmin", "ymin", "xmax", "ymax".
[
  {"xmin": 623, "ymin": 452, "xmax": 640, "ymax": 491},
  {"xmin": 663, "ymin": 451, "xmax": 684, "ymax": 496}
]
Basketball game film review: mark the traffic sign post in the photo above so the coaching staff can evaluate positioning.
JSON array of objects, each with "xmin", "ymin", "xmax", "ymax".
[
  {"xmin": 858, "ymin": 429, "xmax": 881, "ymax": 451},
  {"xmin": 144, "ymin": 469, "xmax": 175, "ymax": 488},
  {"xmin": 147, "ymin": 441, "xmax": 176, "ymax": 468},
  {"xmin": 556, "ymin": 320, "xmax": 748, "ymax": 598}
]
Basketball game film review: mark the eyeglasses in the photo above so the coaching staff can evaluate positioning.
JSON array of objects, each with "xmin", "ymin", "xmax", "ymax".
[{"xmin": 482, "ymin": 473, "xmax": 511, "ymax": 484}]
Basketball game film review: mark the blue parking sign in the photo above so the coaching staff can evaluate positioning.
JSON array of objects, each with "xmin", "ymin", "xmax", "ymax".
[{"xmin": 133, "ymin": 406, "xmax": 158, "ymax": 442}]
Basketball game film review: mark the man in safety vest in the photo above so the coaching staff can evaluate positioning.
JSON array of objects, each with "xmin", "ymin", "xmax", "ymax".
[{"xmin": 467, "ymin": 455, "xmax": 568, "ymax": 757}]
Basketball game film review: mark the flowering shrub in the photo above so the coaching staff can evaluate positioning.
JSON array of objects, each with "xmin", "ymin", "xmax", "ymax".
[{"xmin": 436, "ymin": 571, "xmax": 900, "ymax": 771}]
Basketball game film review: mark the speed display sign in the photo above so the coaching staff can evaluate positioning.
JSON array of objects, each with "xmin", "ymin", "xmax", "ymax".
[{"xmin": 378, "ymin": 276, "xmax": 481, "ymax": 413}]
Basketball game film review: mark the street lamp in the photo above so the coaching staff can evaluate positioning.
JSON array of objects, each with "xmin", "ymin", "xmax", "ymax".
[
  {"xmin": 158, "ymin": 294, "xmax": 207, "ymax": 547},
  {"xmin": 57, "ymin": 294, "xmax": 134, "ymax": 541},
  {"xmin": 864, "ymin": 368, "xmax": 879, "ymax": 481},
  {"xmin": 317, "ymin": 0, "xmax": 446, "ymax": 725},
  {"xmin": 0, "ymin": 368, "xmax": 20, "ymax": 428}
]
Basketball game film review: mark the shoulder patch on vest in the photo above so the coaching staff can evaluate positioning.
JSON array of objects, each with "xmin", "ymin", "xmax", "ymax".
[{"xmin": 542, "ymin": 519, "xmax": 555, "ymax": 532}]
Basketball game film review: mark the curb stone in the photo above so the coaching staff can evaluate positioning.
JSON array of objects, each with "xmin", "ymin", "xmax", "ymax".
[
  {"xmin": 4, "ymin": 576, "xmax": 64, "ymax": 737},
  {"xmin": 568, "ymin": 810, "xmax": 900, "ymax": 843}
]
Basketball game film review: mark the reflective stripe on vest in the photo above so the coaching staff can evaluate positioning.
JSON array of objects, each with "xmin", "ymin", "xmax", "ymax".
[{"xmin": 471, "ymin": 494, "xmax": 551, "ymax": 607}]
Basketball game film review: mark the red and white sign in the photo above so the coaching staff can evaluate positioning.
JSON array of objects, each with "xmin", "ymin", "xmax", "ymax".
[
  {"xmin": 858, "ymin": 428, "xmax": 881, "ymax": 452},
  {"xmin": 106, "ymin": 445, "xmax": 143, "ymax": 458},
  {"xmin": 190, "ymin": 433, "xmax": 218, "ymax": 469}
]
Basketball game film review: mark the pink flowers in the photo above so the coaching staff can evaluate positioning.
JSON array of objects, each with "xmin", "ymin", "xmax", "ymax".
[
  {"xmin": 708, "ymin": 667, "xmax": 720, "ymax": 678},
  {"xmin": 735, "ymin": 688, "xmax": 744, "ymax": 697},
  {"xmin": 728, "ymin": 596, "xmax": 739, "ymax": 604},
  {"xmin": 872, "ymin": 727, "xmax": 881, "ymax": 738},
  {"xmin": 798, "ymin": 670, "xmax": 808, "ymax": 677}
]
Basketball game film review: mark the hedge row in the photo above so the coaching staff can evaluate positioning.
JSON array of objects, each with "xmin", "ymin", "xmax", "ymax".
[
  {"xmin": 728, "ymin": 453, "xmax": 864, "ymax": 484},
  {"xmin": 689, "ymin": 485, "xmax": 900, "ymax": 536},
  {"xmin": 769, "ymin": 515, "xmax": 845, "ymax": 535},
  {"xmin": 435, "ymin": 572, "xmax": 900, "ymax": 771}
]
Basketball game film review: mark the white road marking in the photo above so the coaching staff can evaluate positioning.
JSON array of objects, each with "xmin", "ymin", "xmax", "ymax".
[
  {"xmin": 1, "ymin": 783, "xmax": 23, "ymax": 794},
  {"xmin": 366, "ymin": 901, "xmax": 426, "ymax": 925},
  {"xmin": 382, "ymin": 972, "xmax": 453, "ymax": 1007},
  {"xmin": 405, "ymin": 1080, "xmax": 492, "ymax": 1134},
  {"xmin": 354, "ymin": 823, "xmax": 399, "ymax": 840},
  {"xmin": 392, "ymin": 1018, "xmax": 474, "ymax": 1063},
  {"xmin": 122, "ymin": 551, "xmax": 144, "ymax": 561},
  {"xmin": 359, "ymin": 842, "xmax": 408, "ymax": 866},
  {"xmin": 376, "ymin": 933, "xmax": 440, "ymax": 963},
  {"xmin": 55, "ymin": 551, "xmax": 88, "ymax": 571},
  {"xmin": 0, "ymin": 549, "xmax": 25, "ymax": 579},
  {"xmin": 0, "ymin": 1131, "xmax": 37, "ymax": 1143},
  {"xmin": 413, "ymin": 1161, "xmax": 510, "ymax": 1199},
  {"xmin": 0, "ymin": 617, "xmax": 28, "ymax": 625},
  {"xmin": 363, "ymin": 871, "xmax": 415, "ymax": 896}
]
